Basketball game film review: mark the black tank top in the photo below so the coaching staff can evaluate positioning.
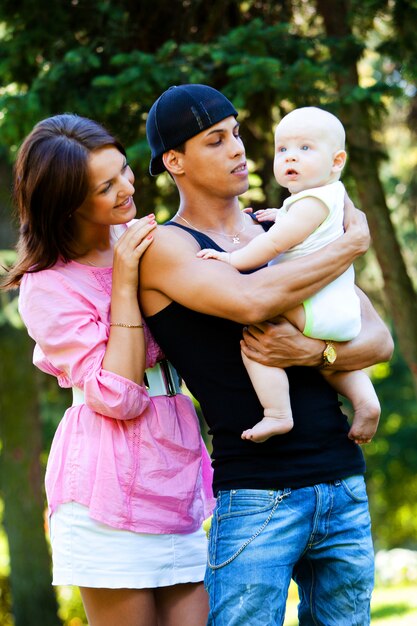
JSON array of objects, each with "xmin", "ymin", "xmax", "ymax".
[{"xmin": 145, "ymin": 221, "xmax": 365, "ymax": 494}]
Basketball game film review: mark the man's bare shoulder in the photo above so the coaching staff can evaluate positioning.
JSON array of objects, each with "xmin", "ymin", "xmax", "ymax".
[
  {"xmin": 140, "ymin": 221, "xmax": 201, "ymax": 295},
  {"xmin": 139, "ymin": 220, "xmax": 233, "ymax": 317},
  {"xmin": 147, "ymin": 222, "xmax": 201, "ymax": 258}
]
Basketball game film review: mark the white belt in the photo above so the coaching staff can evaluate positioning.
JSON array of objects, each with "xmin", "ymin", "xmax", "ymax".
[
  {"xmin": 72, "ymin": 386, "xmax": 85, "ymax": 406},
  {"xmin": 72, "ymin": 359, "xmax": 182, "ymax": 406},
  {"xmin": 144, "ymin": 359, "xmax": 182, "ymax": 397}
]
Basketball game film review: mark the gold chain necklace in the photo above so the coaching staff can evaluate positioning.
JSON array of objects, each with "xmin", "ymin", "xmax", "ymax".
[
  {"xmin": 78, "ymin": 255, "xmax": 110, "ymax": 267},
  {"xmin": 176, "ymin": 212, "xmax": 246, "ymax": 244}
]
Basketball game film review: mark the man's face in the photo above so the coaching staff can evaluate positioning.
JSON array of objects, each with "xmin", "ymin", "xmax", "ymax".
[{"xmin": 175, "ymin": 116, "xmax": 249, "ymax": 199}]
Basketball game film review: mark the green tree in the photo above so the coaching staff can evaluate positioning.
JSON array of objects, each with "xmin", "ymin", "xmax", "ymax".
[
  {"xmin": 366, "ymin": 349, "xmax": 417, "ymax": 549},
  {"xmin": 0, "ymin": 293, "xmax": 60, "ymax": 626},
  {"xmin": 314, "ymin": 0, "xmax": 417, "ymax": 392}
]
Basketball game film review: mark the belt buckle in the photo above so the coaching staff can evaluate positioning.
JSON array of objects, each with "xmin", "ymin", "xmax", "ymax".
[{"xmin": 145, "ymin": 359, "xmax": 182, "ymax": 397}]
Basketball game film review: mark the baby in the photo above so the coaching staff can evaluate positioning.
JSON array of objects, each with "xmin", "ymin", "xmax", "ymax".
[{"xmin": 198, "ymin": 107, "xmax": 381, "ymax": 444}]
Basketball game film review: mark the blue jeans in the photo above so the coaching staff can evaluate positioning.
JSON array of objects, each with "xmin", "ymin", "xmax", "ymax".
[{"xmin": 204, "ymin": 476, "xmax": 374, "ymax": 625}]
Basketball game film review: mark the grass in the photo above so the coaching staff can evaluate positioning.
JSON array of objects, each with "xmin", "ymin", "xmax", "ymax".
[
  {"xmin": 283, "ymin": 581, "xmax": 417, "ymax": 625},
  {"xmin": 0, "ymin": 579, "xmax": 416, "ymax": 625},
  {"xmin": 56, "ymin": 581, "xmax": 417, "ymax": 626}
]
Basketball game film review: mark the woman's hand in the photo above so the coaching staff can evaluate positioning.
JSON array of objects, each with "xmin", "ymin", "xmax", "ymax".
[
  {"xmin": 105, "ymin": 215, "xmax": 156, "ymax": 384},
  {"xmin": 112, "ymin": 214, "xmax": 157, "ymax": 294}
]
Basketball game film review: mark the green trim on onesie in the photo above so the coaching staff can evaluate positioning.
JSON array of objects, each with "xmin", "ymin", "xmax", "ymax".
[{"xmin": 303, "ymin": 298, "xmax": 314, "ymax": 337}]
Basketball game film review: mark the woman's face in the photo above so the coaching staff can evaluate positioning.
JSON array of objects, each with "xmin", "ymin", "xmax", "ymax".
[{"xmin": 74, "ymin": 146, "xmax": 136, "ymax": 228}]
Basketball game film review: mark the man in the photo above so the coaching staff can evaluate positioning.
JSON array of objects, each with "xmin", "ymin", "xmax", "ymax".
[{"xmin": 140, "ymin": 84, "xmax": 393, "ymax": 625}]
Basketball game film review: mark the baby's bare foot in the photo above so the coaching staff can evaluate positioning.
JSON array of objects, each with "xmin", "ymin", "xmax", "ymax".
[
  {"xmin": 348, "ymin": 400, "xmax": 381, "ymax": 445},
  {"xmin": 242, "ymin": 416, "xmax": 294, "ymax": 443}
]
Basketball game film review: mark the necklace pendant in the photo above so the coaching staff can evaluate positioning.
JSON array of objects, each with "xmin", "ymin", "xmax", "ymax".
[{"xmin": 232, "ymin": 235, "xmax": 240, "ymax": 244}]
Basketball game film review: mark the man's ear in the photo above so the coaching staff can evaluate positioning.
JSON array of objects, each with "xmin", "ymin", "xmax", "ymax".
[
  {"xmin": 332, "ymin": 149, "xmax": 347, "ymax": 173},
  {"xmin": 163, "ymin": 150, "xmax": 184, "ymax": 176}
]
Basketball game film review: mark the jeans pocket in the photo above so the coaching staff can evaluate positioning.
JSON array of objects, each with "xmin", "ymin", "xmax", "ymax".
[
  {"xmin": 216, "ymin": 489, "xmax": 277, "ymax": 521},
  {"xmin": 208, "ymin": 490, "xmax": 289, "ymax": 570},
  {"xmin": 340, "ymin": 474, "xmax": 368, "ymax": 503}
]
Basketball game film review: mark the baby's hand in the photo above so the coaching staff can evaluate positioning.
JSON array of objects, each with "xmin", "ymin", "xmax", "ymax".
[
  {"xmin": 196, "ymin": 248, "xmax": 230, "ymax": 263},
  {"xmin": 254, "ymin": 208, "xmax": 280, "ymax": 222}
]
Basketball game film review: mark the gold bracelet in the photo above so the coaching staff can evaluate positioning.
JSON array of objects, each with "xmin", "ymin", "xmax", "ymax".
[{"xmin": 110, "ymin": 322, "xmax": 144, "ymax": 328}]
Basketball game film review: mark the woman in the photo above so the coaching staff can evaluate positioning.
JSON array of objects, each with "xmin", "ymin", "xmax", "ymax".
[{"xmin": 2, "ymin": 114, "xmax": 214, "ymax": 626}]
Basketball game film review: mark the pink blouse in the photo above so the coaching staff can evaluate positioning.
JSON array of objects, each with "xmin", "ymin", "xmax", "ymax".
[{"xmin": 19, "ymin": 258, "xmax": 214, "ymax": 534}]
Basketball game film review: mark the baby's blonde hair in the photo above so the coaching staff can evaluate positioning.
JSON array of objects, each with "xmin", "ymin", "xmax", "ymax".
[{"xmin": 276, "ymin": 107, "xmax": 346, "ymax": 151}]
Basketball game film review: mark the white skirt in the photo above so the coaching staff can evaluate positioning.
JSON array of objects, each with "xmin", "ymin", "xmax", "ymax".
[{"xmin": 49, "ymin": 502, "xmax": 208, "ymax": 588}]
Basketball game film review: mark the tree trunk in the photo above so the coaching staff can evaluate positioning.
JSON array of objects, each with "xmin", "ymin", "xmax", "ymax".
[
  {"xmin": 316, "ymin": 0, "xmax": 417, "ymax": 395},
  {"xmin": 0, "ymin": 159, "xmax": 14, "ymax": 249},
  {"xmin": 0, "ymin": 324, "xmax": 61, "ymax": 626}
]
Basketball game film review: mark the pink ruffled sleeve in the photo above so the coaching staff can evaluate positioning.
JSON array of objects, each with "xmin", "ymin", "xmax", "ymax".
[{"xmin": 19, "ymin": 269, "xmax": 150, "ymax": 420}]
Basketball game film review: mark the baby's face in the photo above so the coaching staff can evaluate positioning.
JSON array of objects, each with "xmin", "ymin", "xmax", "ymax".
[{"xmin": 273, "ymin": 109, "xmax": 345, "ymax": 194}]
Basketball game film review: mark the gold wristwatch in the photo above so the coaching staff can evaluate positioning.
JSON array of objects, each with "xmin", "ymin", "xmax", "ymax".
[{"xmin": 321, "ymin": 341, "xmax": 337, "ymax": 368}]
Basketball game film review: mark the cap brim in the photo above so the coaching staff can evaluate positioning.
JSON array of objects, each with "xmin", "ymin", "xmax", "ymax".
[{"xmin": 149, "ymin": 154, "xmax": 166, "ymax": 176}]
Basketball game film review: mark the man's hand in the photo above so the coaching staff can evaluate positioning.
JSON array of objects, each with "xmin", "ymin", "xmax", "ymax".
[
  {"xmin": 241, "ymin": 289, "xmax": 394, "ymax": 371},
  {"xmin": 343, "ymin": 193, "xmax": 370, "ymax": 257},
  {"xmin": 241, "ymin": 319, "xmax": 324, "ymax": 368}
]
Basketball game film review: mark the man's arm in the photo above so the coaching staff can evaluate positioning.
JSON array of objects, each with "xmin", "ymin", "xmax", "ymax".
[
  {"xmin": 140, "ymin": 204, "xmax": 370, "ymax": 324},
  {"xmin": 240, "ymin": 288, "xmax": 394, "ymax": 370}
]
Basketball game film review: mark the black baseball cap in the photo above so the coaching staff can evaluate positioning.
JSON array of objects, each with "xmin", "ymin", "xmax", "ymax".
[{"xmin": 146, "ymin": 84, "xmax": 238, "ymax": 176}]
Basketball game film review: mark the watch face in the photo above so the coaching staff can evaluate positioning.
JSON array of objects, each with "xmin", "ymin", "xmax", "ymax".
[{"xmin": 325, "ymin": 344, "xmax": 337, "ymax": 363}]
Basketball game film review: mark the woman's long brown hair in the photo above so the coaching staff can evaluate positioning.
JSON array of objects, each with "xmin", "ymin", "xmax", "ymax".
[{"xmin": 1, "ymin": 114, "xmax": 125, "ymax": 289}]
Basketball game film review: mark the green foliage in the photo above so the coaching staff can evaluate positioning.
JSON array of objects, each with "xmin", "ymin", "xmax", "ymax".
[
  {"xmin": 0, "ymin": 3, "xmax": 404, "ymax": 177},
  {"xmin": 0, "ymin": 1, "xmax": 406, "ymax": 244},
  {"xmin": 0, "ymin": 252, "xmax": 21, "ymax": 329},
  {"xmin": 377, "ymin": 0, "xmax": 417, "ymax": 83},
  {"xmin": 366, "ymin": 346, "xmax": 417, "ymax": 549},
  {"xmin": 0, "ymin": 575, "xmax": 13, "ymax": 626},
  {"xmin": 56, "ymin": 586, "xmax": 87, "ymax": 626}
]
